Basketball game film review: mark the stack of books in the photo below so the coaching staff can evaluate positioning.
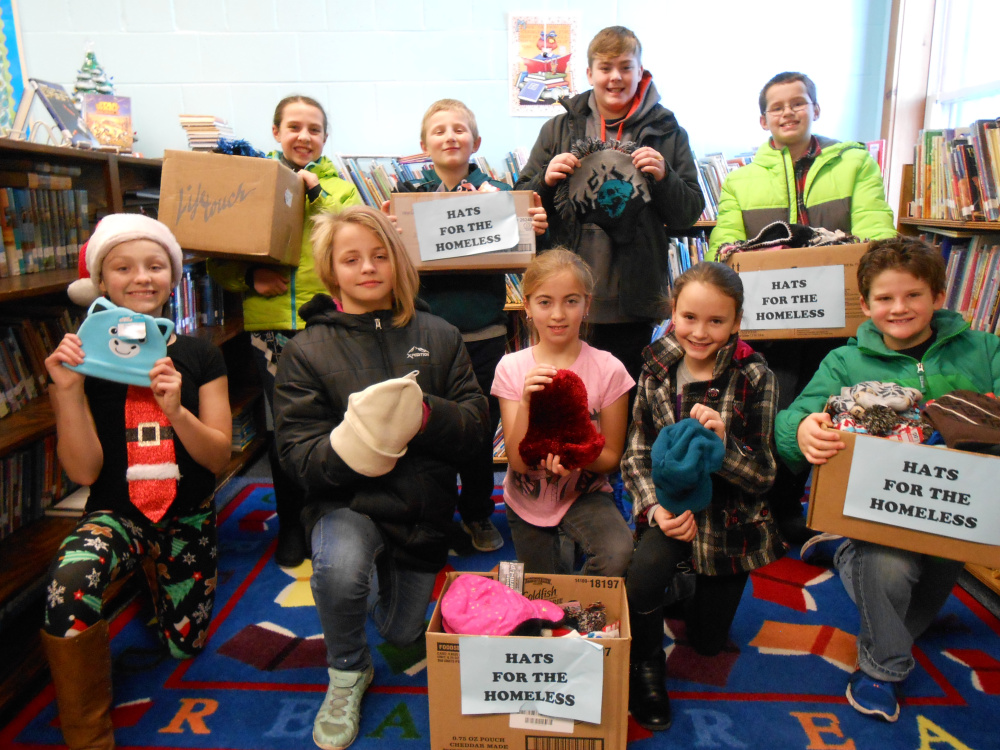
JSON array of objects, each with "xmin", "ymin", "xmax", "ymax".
[
  {"xmin": 178, "ymin": 114, "xmax": 235, "ymax": 151},
  {"xmin": 935, "ymin": 233, "xmax": 1000, "ymax": 333}
]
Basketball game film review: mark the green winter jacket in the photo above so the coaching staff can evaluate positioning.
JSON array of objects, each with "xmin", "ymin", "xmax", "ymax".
[
  {"xmin": 207, "ymin": 154, "xmax": 361, "ymax": 331},
  {"xmin": 775, "ymin": 309, "xmax": 1000, "ymax": 474},
  {"xmin": 708, "ymin": 136, "xmax": 896, "ymax": 258}
]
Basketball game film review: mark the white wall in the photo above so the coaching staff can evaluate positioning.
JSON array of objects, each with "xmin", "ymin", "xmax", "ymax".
[{"xmin": 15, "ymin": 0, "xmax": 892, "ymax": 166}]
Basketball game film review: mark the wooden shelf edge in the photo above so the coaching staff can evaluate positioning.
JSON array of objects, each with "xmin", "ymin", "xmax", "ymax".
[
  {"xmin": 965, "ymin": 563, "xmax": 1000, "ymax": 598},
  {"xmin": 0, "ymin": 394, "xmax": 56, "ymax": 454},
  {"xmin": 0, "ymin": 268, "xmax": 80, "ymax": 301}
]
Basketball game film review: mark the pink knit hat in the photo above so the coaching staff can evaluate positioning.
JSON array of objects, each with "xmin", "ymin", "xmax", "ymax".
[
  {"xmin": 68, "ymin": 214, "xmax": 184, "ymax": 306},
  {"xmin": 441, "ymin": 574, "xmax": 566, "ymax": 636}
]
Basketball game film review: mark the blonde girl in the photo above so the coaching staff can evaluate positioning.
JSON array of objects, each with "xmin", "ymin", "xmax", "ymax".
[
  {"xmin": 492, "ymin": 248, "xmax": 635, "ymax": 575},
  {"xmin": 273, "ymin": 206, "xmax": 488, "ymax": 750}
]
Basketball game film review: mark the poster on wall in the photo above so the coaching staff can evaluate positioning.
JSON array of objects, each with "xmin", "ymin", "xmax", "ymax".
[
  {"xmin": 508, "ymin": 13, "xmax": 580, "ymax": 117},
  {"xmin": 0, "ymin": 0, "xmax": 25, "ymax": 133}
]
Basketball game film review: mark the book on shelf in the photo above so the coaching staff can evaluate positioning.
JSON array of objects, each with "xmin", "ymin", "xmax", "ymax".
[
  {"xmin": 492, "ymin": 422, "xmax": 506, "ymax": 460},
  {"xmin": 11, "ymin": 79, "xmax": 99, "ymax": 149},
  {"xmin": 164, "ymin": 262, "xmax": 228, "ymax": 334},
  {"xmin": 44, "ymin": 486, "xmax": 88, "ymax": 518},
  {"xmin": 505, "ymin": 273, "xmax": 524, "ymax": 306},
  {"xmin": 81, "ymin": 94, "xmax": 134, "ymax": 152}
]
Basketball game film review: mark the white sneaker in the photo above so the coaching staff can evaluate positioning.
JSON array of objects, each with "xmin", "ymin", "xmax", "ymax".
[{"xmin": 313, "ymin": 664, "xmax": 374, "ymax": 750}]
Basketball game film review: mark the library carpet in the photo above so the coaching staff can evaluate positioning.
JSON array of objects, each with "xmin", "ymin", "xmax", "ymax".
[{"xmin": 3, "ymin": 483, "xmax": 999, "ymax": 749}]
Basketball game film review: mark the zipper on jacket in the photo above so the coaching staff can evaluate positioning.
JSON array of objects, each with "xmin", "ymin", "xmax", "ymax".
[
  {"xmin": 289, "ymin": 269, "xmax": 298, "ymax": 330},
  {"xmin": 916, "ymin": 361, "xmax": 927, "ymax": 392},
  {"xmin": 374, "ymin": 316, "xmax": 392, "ymax": 371}
]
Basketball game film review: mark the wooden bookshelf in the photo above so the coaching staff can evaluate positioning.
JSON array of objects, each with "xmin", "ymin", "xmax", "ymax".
[{"xmin": 896, "ymin": 163, "xmax": 1000, "ymax": 600}]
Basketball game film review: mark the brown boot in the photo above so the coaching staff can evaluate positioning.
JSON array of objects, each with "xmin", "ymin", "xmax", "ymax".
[{"xmin": 40, "ymin": 620, "xmax": 115, "ymax": 750}]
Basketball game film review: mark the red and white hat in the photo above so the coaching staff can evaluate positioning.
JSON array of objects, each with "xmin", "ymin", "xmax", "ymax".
[{"xmin": 68, "ymin": 213, "xmax": 184, "ymax": 307}]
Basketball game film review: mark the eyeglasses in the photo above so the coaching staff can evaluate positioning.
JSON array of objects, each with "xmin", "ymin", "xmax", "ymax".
[{"xmin": 765, "ymin": 100, "xmax": 813, "ymax": 117}]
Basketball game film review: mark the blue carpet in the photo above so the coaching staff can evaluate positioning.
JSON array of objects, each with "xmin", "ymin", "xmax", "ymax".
[{"xmin": 5, "ymin": 483, "xmax": 1000, "ymax": 749}]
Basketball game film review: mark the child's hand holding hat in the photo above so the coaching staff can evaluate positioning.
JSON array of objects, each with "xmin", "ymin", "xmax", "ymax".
[{"xmin": 329, "ymin": 371, "xmax": 424, "ymax": 477}]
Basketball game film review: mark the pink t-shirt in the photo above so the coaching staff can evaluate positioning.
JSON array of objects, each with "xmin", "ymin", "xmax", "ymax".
[{"xmin": 491, "ymin": 342, "xmax": 635, "ymax": 526}]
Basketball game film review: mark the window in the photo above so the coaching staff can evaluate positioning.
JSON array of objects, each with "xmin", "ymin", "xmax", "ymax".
[{"xmin": 926, "ymin": 0, "xmax": 1000, "ymax": 127}]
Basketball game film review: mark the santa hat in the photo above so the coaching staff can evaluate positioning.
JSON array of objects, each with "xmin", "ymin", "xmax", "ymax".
[{"xmin": 68, "ymin": 214, "xmax": 184, "ymax": 307}]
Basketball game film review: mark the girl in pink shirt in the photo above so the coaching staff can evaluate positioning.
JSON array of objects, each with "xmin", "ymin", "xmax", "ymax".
[{"xmin": 492, "ymin": 249, "xmax": 634, "ymax": 575}]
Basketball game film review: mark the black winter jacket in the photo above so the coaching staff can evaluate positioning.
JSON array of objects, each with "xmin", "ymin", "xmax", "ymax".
[
  {"xmin": 273, "ymin": 295, "xmax": 489, "ymax": 571},
  {"xmin": 514, "ymin": 76, "xmax": 704, "ymax": 320}
]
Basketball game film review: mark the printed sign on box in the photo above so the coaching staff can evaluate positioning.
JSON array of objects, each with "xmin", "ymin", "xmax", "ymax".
[
  {"xmin": 740, "ymin": 264, "xmax": 846, "ymax": 331},
  {"xmin": 726, "ymin": 243, "xmax": 869, "ymax": 340},
  {"xmin": 841, "ymin": 435, "xmax": 1000, "ymax": 545},
  {"xmin": 808, "ymin": 432, "xmax": 1000, "ymax": 567},
  {"xmin": 413, "ymin": 191, "xmax": 521, "ymax": 262},
  {"xmin": 458, "ymin": 635, "xmax": 603, "ymax": 722},
  {"xmin": 391, "ymin": 191, "xmax": 536, "ymax": 272}
]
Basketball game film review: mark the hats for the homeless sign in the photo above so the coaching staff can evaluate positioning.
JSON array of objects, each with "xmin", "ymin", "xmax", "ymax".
[
  {"xmin": 840, "ymin": 435, "xmax": 1000, "ymax": 546},
  {"xmin": 412, "ymin": 191, "xmax": 521, "ymax": 262}
]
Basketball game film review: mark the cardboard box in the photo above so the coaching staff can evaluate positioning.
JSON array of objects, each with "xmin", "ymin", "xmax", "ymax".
[
  {"xmin": 426, "ymin": 572, "xmax": 630, "ymax": 750},
  {"xmin": 390, "ymin": 191, "xmax": 536, "ymax": 272},
  {"xmin": 158, "ymin": 150, "xmax": 305, "ymax": 265},
  {"xmin": 726, "ymin": 243, "xmax": 869, "ymax": 340},
  {"xmin": 809, "ymin": 431, "xmax": 1000, "ymax": 567}
]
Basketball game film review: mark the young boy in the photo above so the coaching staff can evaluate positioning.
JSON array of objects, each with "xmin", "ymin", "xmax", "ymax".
[
  {"xmin": 389, "ymin": 99, "xmax": 547, "ymax": 554},
  {"xmin": 775, "ymin": 236, "xmax": 1000, "ymax": 722},
  {"xmin": 710, "ymin": 71, "xmax": 898, "ymax": 545},
  {"xmin": 514, "ymin": 26, "xmax": 703, "ymax": 384},
  {"xmin": 709, "ymin": 71, "xmax": 896, "ymax": 256}
]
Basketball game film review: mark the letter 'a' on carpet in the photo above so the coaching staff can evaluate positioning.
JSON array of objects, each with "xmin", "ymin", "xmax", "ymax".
[{"xmin": 4, "ymin": 483, "xmax": 999, "ymax": 748}]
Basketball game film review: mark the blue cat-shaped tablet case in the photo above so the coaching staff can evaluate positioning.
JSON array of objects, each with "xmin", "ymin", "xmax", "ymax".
[{"xmin": 67, "ymin": 297, "xmax": 175, "ymax": 387}]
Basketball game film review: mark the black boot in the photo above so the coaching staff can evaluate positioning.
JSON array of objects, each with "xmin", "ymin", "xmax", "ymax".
[{"xmin": 628, "ymin": 608, "xmax": 672, "ymax": 731}]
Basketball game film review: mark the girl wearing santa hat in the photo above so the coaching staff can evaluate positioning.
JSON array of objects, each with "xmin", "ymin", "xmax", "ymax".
[{"xmin": 42, "ymin": 213, "xmax": 232, "ymax": 750}]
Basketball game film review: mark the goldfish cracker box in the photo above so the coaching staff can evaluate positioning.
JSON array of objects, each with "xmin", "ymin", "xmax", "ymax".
[
  {"xmin": 809, "ymin": 431, "xmax": 1000, "ymax": 567},
  {"xmin": 725, "ymin": 243, "xmax": 869, "ymax": 340},
  {"xmin": 426, "ymin": 571, "xmax": 630, "ymax": 750},
  {"xmin": 159, "ymin": 150, "xmax": 305, "ymax": 265}
]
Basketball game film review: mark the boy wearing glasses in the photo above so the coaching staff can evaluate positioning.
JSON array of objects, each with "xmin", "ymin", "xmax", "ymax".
[
  {"xmin": 708, "ymin": 72, "xmax": 896, "ymax": 545},
  {"xmin": 708, "ymin": 71, "xmax": 895, "ymax": 255}
]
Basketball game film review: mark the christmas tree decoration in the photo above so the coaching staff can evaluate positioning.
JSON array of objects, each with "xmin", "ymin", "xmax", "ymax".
[{"xmin": 73, "ymin": 46, "xmax": 115, "ymax": 110}]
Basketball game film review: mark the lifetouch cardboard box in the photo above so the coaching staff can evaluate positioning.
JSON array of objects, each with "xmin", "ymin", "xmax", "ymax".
[
  {"xmin": 726, "ymin": 243, "xmax": 869, "ymax": 340},
  {"xmin": 808, "ymin": 431, "xmax": 1000, "ymax": 568},
  {"xmin": 158, "ymin": 150, "xmax": 305, "ymax": 265},
  {"xmin": 426, "ymin": 571, "xmax": 630, "ymax": 750},
  {"xmin": 390, "ymin": 191, "xmax": 536, "ymax": 272}
]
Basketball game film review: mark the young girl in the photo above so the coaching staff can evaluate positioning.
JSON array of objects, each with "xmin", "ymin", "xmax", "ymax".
[
  {"xmin": 43, "ymin": 214, "xmax": 232, "ymax": 750},
  {"xmin": 208, "ymin": 95, "xmax": 362, "ymax": 569},
  {"xmin": 272, "ymin": 206, "xmax": 488, "ymax": 750},
  {"xmin": 622, "ymin": 261, "xmax": 782, "ymax": 732},
  {"xmin": 492, "ymin": 248, "xmax": 634, "ymax": 576}
]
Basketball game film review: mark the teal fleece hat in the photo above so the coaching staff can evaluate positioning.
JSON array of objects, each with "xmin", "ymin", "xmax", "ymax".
[{"xmin": 651, "ymin": 418, "xmax": 725, "ymax": 515}]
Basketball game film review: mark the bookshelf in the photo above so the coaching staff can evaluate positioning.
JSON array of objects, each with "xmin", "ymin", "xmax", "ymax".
[
  {"xmin": 896, "ymin": 162, "xmax": 1000, "ymax": 599},
  {"xmin": 0, "ymin": 139, "xmax": 267, "ymax": 722}
]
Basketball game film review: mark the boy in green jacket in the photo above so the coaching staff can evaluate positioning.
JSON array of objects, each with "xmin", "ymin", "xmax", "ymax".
[{"xmin": 775, "ymin": 236, "xmax": 1000, "ymax": 722}]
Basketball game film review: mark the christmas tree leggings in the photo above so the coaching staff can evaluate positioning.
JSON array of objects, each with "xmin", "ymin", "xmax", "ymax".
[{"xmin": 42, "ymin": 499, "xmax": 218, "ymax": 659}]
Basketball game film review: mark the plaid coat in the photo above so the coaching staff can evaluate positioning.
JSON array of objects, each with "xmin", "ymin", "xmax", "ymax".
[{"xmin": 622, "ymin": 333, "xmax": 785, "ymax": 575}]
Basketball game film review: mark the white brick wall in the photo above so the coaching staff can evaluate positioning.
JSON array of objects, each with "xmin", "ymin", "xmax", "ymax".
[{"xmin": 13, "ymin": 0, "xmax": 892, "ymax": 165}]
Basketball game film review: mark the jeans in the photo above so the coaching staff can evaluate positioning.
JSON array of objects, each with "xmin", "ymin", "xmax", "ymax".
[
  {"xmin": 505, "ymin": 491, "xmax": 633, "ymax": 576},
  {"xmin": 834, "ymin": 539, "xmax": 964, "ymax": 681},
  {"xmin": 310, "ymin": 507, "xmax": 438, "ymax": 672}
]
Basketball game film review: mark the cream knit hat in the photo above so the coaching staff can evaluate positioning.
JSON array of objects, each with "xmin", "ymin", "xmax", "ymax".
[{"xmin": 329, "ymin": 371, "xmax": 424, "ymax": 477}]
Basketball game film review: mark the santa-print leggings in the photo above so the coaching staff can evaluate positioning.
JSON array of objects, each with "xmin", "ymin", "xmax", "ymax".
[{"xmin": 42, "ymin": 498, "xmax": 217, "ymax": 659}]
